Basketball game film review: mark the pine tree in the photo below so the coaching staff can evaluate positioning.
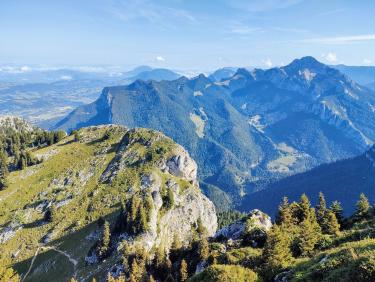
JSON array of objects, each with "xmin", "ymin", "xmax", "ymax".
[
  {"xmin": 325, "ymin": 211, "xmax": 340, "ymax": 236},
  {"xmin": 122, "ymin": 241, "xmax": 131, "ymax": 274},
  {"xmin": 296, "ymin": 211, "xmax": 322, "ymax": 257},
  {"xmin": 356, "ymin": 193, "xmax": 369, "ymax": 219},
  {"xmin": 298, "ymin": 194, "xmax": 312, "ymax": 222},
  {"xmin": 330, "ymin": 201, "xmax": 344, "ymax": 225},
  {"xmin": 276, "ymin": 197, "xmax": 293, "ymax": 226},
  {"xmin": 180, "ymin": 259, "xmax": 188, "ymax": 282},
  {"xmin": 129, "ymin": 259, "xmax": 141, "ymax": 282},
  {"xmin": 155, "ymin": 245, "xmax": 166, "ymax": 269},
  {"xmin": 99, "ymin": 221, "xmax": 111, "ymax": 258},
  {"xmin": 144, "ymin": 192, "xmax": 154, "ymax": 222},
  {"xmin": 171, "ymin": 233, "xmax": 182, "ymax": 251},
  {"xmin": 263, "ymin": 225, "xmax": 293, "ymax": 276},
  {"xmin": 138, "ymin": 204, "xmax": 148, "ymax": 233},
  {"xmin": 154, "ymin": 245, "xmax": 167, "ymax": 280},
  {"xmin": 316, "ymin": 192, "xmax": 327, "ymax": 227},
  {"xmin": 198, "ymin": 236, "xmax": 209, "ymax": 261},
  {"xmin": 0, "ymin": 150, "xmax": 9, "ymax": 177}
]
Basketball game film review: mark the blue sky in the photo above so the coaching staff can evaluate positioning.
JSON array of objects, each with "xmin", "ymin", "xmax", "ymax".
[{"xmin": 1, "ymin": 0, "xmax": 375, "ymax": 70}]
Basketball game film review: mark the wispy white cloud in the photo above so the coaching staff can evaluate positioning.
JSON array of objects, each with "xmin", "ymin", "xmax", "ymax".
[
  {"xmin": 227, "ymin": 0, "xmax": 303, "ymax": 12},
  {"xmin": 60, "ymin": 75, "xmax": 72, "ymax": 81},
  {"xmin": 109, "ymin": 0, "xmax": 196, "ymax": 26},
  {"xmin": 273, "ymin": 27, "xmax": 308, "ymax": 33},
  {"xmin": 155, "ymin": 56, "xmax": 165, "ymax": 62},
  {"xmin": 262, "ymin": 58, "xmax": 273, "ymax": 68},
  {"xmin": 300, "ymin": 34, "xmax": 375, "ymax": 44},
  {"xmin": 363, "ymin": 58, "xmax": 373, "ymax": 65},
  {"xmin": 322, "ymin": 52, "xmax": 338, "ymax": 63}
]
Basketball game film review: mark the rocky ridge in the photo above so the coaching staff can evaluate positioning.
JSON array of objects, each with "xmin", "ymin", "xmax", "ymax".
[{"xmin": 0, "ymin": 125, "xmax": 217, "ymax": 281}]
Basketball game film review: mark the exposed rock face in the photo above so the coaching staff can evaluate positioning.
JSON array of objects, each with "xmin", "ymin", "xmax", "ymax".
[
  {"xmin": 215, "ymin": 209, "xmax": 271, "ymax": 240},
  {"xmin": 0, "ymin": 115, "xmax": 36, "ymax": 133},
  {"xmin": 165, "ymin": 147, "xmax": 198, "ymax": 182},
  {"xmin": 100, "ymin": 127, "xmax": 217, "ymax": 251}
]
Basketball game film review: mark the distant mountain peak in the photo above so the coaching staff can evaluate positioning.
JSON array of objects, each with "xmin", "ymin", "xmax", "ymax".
[
  {"xmin": 187, "ymin": 73, "xmax": 212, "ymax": 90},
  {"xmin": 283, "ymin": 56, "xmax": 327, "ymax": 73},
  {"xmin": 234, "ymin": 67, "xmax": 252, "ymax": 77}
]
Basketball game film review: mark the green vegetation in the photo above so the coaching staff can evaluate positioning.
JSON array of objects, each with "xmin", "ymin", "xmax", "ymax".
[
  {"xmin": 217, "ymin": 209, "xmax": 245, "ymax": 229},
  {"xmin": 0, "ymin": 123, "xmax": 374, "ymax": 282},
  {"xmin": 0, "ymin": 123, "xmax": 66, "ymax": 190},
  {"xmin": 189, "ymin": 264, "xmax": 259, "ymax": 282}
]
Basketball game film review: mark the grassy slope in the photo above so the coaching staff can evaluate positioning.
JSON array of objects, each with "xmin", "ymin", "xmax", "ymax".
[
  {"xmin": 0, "ymin": 125, "xmax": 194, "ymax": 281},
  {"xmin": 0, "ymin": 126, "xmax": 123, "ymax": 281}
]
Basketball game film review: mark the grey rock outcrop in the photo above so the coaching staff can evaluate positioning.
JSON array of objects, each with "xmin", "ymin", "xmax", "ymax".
[{"xmin": 215, "ymin": 209, "xmax": 271, "ymax": 240}]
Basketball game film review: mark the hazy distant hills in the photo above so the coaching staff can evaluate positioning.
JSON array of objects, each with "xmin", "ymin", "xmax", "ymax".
[
  {"xmin": 54, "ymin": 56, "xmax": 375, "ymax": 209},
  {"xmin": 208, "ymin": 67, "xmax": 238, "ymax": 82},
  {"xmin": 240, "ymin": 145, "xmax": 375, "ymax": 216},
  {"xmin": 0, "ymin": 66, "xmax": 181, "ymax": 128},
  {"xmin": 332, "ymin": 64, "xmax": 375, "ymax": 90}
]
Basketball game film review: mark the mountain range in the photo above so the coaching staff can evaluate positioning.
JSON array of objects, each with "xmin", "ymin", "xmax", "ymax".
[{"xmin": 53, "ymin": 56, "xmax": 375, "ymax": 210}]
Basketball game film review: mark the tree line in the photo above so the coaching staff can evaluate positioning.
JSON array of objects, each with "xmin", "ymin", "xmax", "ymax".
[{"xmin": 0, "ymin": 128, "xmax": 66, "ymax": 189}]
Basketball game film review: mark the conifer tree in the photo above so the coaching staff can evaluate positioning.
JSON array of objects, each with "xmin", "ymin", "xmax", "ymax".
[
  {"xmin": 122, "ymin": 242, "xmax": 131, "ymax": 273},
  {"xmin": 180, "ymin": 259, "xmax": 188, "ymax": 282},
  {"xmin": 198, "ymin": 235, "xmax": 209, "ymax": 261},
  {"xmin": 296, "ymin": 211, "xmax": 321, "ymax": 257},
  {"xmin": 330, "ymin": 201, "xmax": 344, "ymax": 225},
  {"xmin": 316, "ymin": 192, "xmax": 327, "ymax": 227},
  {"xmin": 99, "ymin": 221, "xmax": 111, "ymax": 258},
  {"xmin": 0, "ymin": 150, "xmax": 9, "ymax": 176},
  {"xmin": 325, "ymin": 210, "xmax": 340, "ymax": 236},
  {"xmin": 263, "ymin": 225, "xmax": 293, "ymax": 275},
  {"xmin": 356, "ymin": 193, "xmax": 369, "ymax": 219},
  {"xmin": 298, "ymin": 193, "xmax": 312, "ymax": 222},
  {"xmin": 144, "ymin": 192, "xmax": 154, "ymax": 221},
  {"xmin": 171, "ymin": 233, "xmax": 182, "ymax": 252},
  {"xmin": 138, "ymin": 204, "xmax": 148, "ymax": 233},
  {"xmin": 129, "ymin": 259, "xmax": 141, "ymax": 282},
  {"xmin": 276, "ymin": 197, "xmax": 293, "ymax": 226},
  {"xmin": 155, "ymin": 245, "xmax": 166, "ymax": 269}
]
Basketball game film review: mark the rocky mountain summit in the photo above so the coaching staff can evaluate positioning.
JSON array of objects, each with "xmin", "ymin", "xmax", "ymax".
[
  {"xmin": 54, "ymin": 57, "xmax": 375, "ymax": 212},
  {"xmin": 0, "ymin": 125, "xmax": 217, "ymax": 281}
]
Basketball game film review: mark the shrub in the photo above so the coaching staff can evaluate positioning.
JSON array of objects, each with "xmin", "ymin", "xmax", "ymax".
[{"xmin": 189, "ymin": 264, "xmax": 259, "ymax": 282}]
